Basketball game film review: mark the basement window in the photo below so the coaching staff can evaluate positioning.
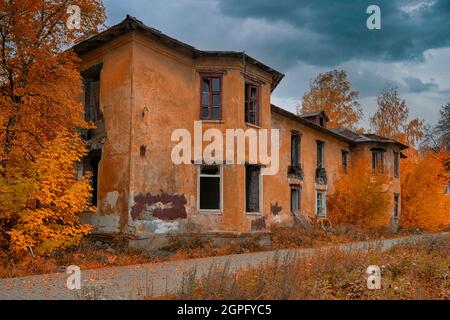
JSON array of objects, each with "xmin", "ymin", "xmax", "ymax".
[
  {"xmin": 199, "ymin": 165, "xmax": 221, "ymax": 211},
  {"xmin": 245, "ymin": 164, "xmax": 261, "ymax": 213},
  {"xmin": 200, "ymin": 76, "xmax": 222, "ymax": 120},
  {"xmin": 316, "ymin": 191, "xmax": 327, "ymax": 217},
  {"xmin": 245, "ymin": 83, "xmax": 260, "ymax": 125},
  {"xmin": 290, "ymin": 187, "xmax": 301, "ymax": 213}
]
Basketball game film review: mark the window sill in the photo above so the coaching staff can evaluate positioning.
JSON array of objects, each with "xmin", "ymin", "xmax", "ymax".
[
  {"xmin": 200, "ymin": 119, "xmax": 224, "ymax": 124},
  {"xmin": 245, "ymin": 122, "xmax": 262, "ymax": 129},
  {"xmin": 246, "ymin": 211, "xmax": 262, "ymax": 215},
  {"xmin": 198, "ymin": 210, "xmax": 222, "ymax": 215}
]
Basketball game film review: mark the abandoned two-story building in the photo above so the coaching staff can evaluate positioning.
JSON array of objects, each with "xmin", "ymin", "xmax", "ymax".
[{"xmin": 74, "ymin": 16, "xmax": 408, "ymax": 247}]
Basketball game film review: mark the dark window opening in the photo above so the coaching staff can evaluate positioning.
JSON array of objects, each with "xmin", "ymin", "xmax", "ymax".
[
  {"xmin": 393, "ymin": 151, "xmax": 399, "ymax": 177},
  {"xmin": 393, "ymin": 194, "xmax": 399, "ymax": 218},
  {"xmin": 372, "ymin": 150, "xmax": 384, "ymax": 173},
  {"xmin": 199, "ymin": 165, "xmax": 221, "ymax": 210},
  {"xmin": 245, "ymin": 83, "xmax": 259, "ymax": 125},
  {"xmin": 319, "ymin": 117, "xmax": 325, "ymax": 127},
  {"xmin": 316, "ymin": 141, "xmax": 325, "ymax": 169},
  {"xmin": 291, "ymin": 133, "xmax": 301, "ymax": 166},
  {"xmin": 290, "ymin": 187, "xmax": 301, "ymax": 213},
  {"xmin": 342, "ymin": 150, "xmax": 349, "ymax": 172},
  {"xmin": 200, "ymin": 76, "xmax": 221, "ymax": 120},
  {"xmin": 83, "ymin": 150, "xmax": 101, "ymax": 206},
  {"xmin": 246, "ymin": 165, "xmax": 260, "ymax": 212}
]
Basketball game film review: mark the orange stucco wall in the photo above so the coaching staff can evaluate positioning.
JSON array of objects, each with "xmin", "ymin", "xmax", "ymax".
[{"xmin": 77, "ymin": 31, "xmax": 404, "ymax": 241}]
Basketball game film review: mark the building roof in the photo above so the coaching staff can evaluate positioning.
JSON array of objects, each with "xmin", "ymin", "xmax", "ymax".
[
  {"xmin": 72, "ymin": 15, "xmax": 284, "ymax": 91},
  {"xmin": 299, "ymin": 109, "xmax": 330, "ymax": 121},
  {"xmin": 271, "ymin": 105, "xmax": 409, "ymax": 149}
]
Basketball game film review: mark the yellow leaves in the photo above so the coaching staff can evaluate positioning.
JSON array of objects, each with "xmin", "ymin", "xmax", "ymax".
[
  {"xmin": 328, "ymin": 158, "xmax": 391, "ymax": 229},
  {"xmin": 300, "ymin": 69, "xmax": 363, "ymax": 130},
  {"xmin": 400, "ymin": 151, "xmax": 450, "ymax": 231},
  {"xmin": 4, "ymin": 133, "xmax": 94, "ymax": 256}
]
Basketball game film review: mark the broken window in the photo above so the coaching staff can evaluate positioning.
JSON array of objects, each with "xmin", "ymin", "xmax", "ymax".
[
  {"xmin": 199, "ymin": 165, "xmax": 221, "ymax": 210},
  {"xmin": 342, "ymin": 150, "xmax": 349, "ymax": 172},
  {"xmin": 291, "ymin": 133, "xmax": 301, "ymax": 166},
  {"xmin": 316, "ymin": 191, "xmax": 327, "ymax": 217},
  {"xmin": 393, "ymin": 151, "xmax": 399, "ymax": 177},
  {"xmin": 393, "ymin": 194, "xmax": 399, "ymax": 218},
  {"xmin": 316, "ymin": 140, "xmax": 325, "ymax": 169},
  {"xmin": 245, "ymin": 164, "xmax": 260, "ymax": 212},
  {"xmin": 245, "ymin": 83, "xmax": 259, "ymax": 125},
  {"xmin": 372, "ymin": 150, "xmax": 384, "ymax": 173},
  {"xmin": 200, "ymin": 76, "xmax": 221, "ymax": 120},
  {"xmin": 290, "ymin": 187, "xmax": 301, "ymax": 213}
]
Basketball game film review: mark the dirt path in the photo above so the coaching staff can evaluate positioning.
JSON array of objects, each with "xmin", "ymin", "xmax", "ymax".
[{"xmin": 0, "ymin": 232, "xmax": 447, "ymax": 300}]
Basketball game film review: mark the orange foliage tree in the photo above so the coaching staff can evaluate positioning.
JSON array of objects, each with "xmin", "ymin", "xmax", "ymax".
[
  {"xmin": 400, "ymin": 150, "xmax": 450, "ymax": 231},
  {"xmin": 300, "ymin": 69, "xmax": 363, "ymax": 130},
  {"xmin": 328, "ymin": 157, "xmax": 392, "ymax": 229},
  {"xmin": 0, "ymin": 1, "xmax": 104, "ymax": 255}
]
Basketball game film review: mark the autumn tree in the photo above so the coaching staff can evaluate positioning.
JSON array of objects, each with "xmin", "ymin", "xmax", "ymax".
[
  {"xmin": 370, "ymin": 85, "xmax": 423, "ymax": 146},
  {"xmin": 400, "ymin": 150, "xmax": 449, "ymax": 231},
  {"xmin": 0, "ymin": 1, "xmax": 104, "ymax": 255},
  {"xmin": 328, "ymin": 157, "xmax": 391, "ymax": 229},
  {"xmin": 300, "ymin": 69, "xmax": 363, "ymax": 130}
]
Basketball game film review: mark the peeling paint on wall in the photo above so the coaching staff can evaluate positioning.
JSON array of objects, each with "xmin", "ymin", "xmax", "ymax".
[
  {"xmin": 251, "ymin": 217, "xmax": 266, "ymax": 231},
  {"xmin": 271, "ymin": 202, "xmax": 282, "ymax": 215},
  {"xmin": 130, "ymin": 192, "xmax": 187, "ymax": 221}
]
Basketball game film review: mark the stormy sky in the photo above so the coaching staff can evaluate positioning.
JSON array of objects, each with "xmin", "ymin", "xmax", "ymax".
[{"xmin": 103, "ymin": 0, "xmax": 450, "ymax": 127}]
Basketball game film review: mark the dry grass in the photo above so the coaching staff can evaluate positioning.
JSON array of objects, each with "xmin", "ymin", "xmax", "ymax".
[
  {"xmin": 0, "ymin": 225, "xmax": 431, "ymax": 279},
  {"xmin": 157, "ymin": 235, "xmax": 450, "ymax": 300},
  {"xmin": 0, "ymin": 238, "xmax": 150, "ymax": 278}
]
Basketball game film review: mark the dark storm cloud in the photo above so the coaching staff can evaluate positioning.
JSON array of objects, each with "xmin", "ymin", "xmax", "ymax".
[
  {"xmin": 403, "ymin": 76, "xmax": 439, "ymax": 92},
  {"xmin": 216, "ymin": 0, "xmax": 450, "ymax": 67}
]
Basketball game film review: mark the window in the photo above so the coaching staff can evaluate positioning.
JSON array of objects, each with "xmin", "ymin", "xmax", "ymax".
[
  {"xmin": 291, "ymin": 133, "xmax": 301, "ymax": 166},
  {"xmin": 316, "ymin": 141, "xmax": 325, "ymax": 169},
  {"xmin": 372, "ymin": 150, "xmax": 384, "ymax": 173},
  {"xmin": 316, "ymin": 191, "xmax": 327, "ymax": 217},
  {"xmin": 200, "ymin": 76, "xmax": 221, "ymax": 120},
  {"xmin": 199, "ymin": 165, "xmax": 221, "ymax": 211},
  {"xmin": 290, "ymin": 187, "xmax": 301, "ymax": 213},
  {"xmin": 342, "ymin": 150, "xmax": 349, "ymax": 172},
  {"xmin": 245, "ymin": 83, "xmax": 259, "ymax": 125},
  {"xmin": 245, "ymin": 165, "xmax": 261, "ymax": 213},
  {"xmin": 393, "ymin": 151, "xmax": 399, "ymax": 177},
  {"xmin": 393, "ymin": 194, "xmax": 399, "ymax": 218}
]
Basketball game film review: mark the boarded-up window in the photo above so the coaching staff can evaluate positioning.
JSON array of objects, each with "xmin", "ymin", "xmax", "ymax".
[
  {"xmin": 246, "ymin": 165, "xmax": 260, "ymax": 212},
  {"xmin": 199, "ymin": 165, "xmax": 221, "ymax": 210}
]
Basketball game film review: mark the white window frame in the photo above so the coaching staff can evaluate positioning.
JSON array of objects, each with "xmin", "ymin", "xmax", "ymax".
[
  {"xmin": 316, "ymin": 191, "xmax": 327, "ymax": 217},
  {"xmin": 197, "ymin": 164, "xmax": 223, "ymax": 213},
  {"xmin": 244, "ymin": 164, "xmax": 263, "ymax": 215}
]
